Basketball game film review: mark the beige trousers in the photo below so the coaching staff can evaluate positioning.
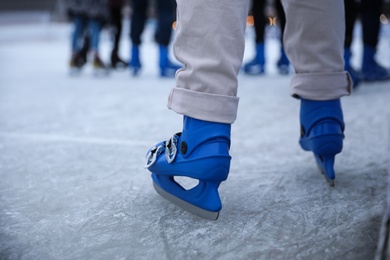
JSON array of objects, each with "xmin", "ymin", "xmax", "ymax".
[{"xmin": 168, "ymin": 0, "xmax": 352, "ymax": 124}]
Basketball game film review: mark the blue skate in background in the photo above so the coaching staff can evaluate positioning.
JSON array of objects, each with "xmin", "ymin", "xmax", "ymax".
[
  {"xmin": 159, "ymin": 45, "xmax": 181, "ymax": 78},
  {"xmin": 362, "ymin": 46, "xmax": 390, "ymax": 82},
  {"xmin": 129, "ymin": 45, "xmax": 141, "ymax": 76},
  {"xmin": 276, "ymin": 47, "xmax": 290, "ymax": 75},
  {"xmin": 243, "ymin": 43, "xmax": 265, "ymax": 75},
  {"xmin": 145, "ymin": 116, "xmax": 231, "ymax": 220},
  {"xmin": 299, "ymin": 98, "xmax": 344, "ymax": 187}
]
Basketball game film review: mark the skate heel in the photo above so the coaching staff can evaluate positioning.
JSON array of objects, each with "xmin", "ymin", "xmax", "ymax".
[
  {"xmin": 146, "ymin": 116, "xmax": 231, "ymax": 219},
  {"xmin": 152, "ymin": 174, "xmax": 225, "ymax": 220},
  {"xmin": 299, "ymin": 98, "xmax": 344, "ymax": 186},
  {"xmin": 300, "ymin": 121, "xmax": 343, "ymax": 187},
  {"xmin": 300, "ymin": 121, "xmax": 344, "ymax": 154}
]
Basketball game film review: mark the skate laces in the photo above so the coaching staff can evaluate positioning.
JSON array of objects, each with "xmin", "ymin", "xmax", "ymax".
[{"xmin": 145, "ymin": 133, "xmax": 181, "ymax": 168}]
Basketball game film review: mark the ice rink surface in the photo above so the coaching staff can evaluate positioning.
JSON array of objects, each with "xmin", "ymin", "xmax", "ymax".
[{"xmin": 0, "ymin": 16, "xmax": 390, "ymax": 259}]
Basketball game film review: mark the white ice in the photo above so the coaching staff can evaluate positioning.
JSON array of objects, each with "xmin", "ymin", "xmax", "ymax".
[{"xmin": 0, "ymin": 13, "xmax": 390, "ymax": 260}]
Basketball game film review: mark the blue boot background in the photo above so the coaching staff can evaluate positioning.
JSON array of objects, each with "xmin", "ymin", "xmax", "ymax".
[
  {"xmin": 344, "ymin": 48, "xmax": 362, "ymax": 88},
  {"xmin": 362, "ymin": 46, "xmax": 390, "ymax": 82},
  {"xmin": 243, "ymin": 42, "xmax": 265, "ymax": 75},
  {"xmin": 159, "ymin": 45, "xmax": 181, "ymax": 78},
  {"xmin": 129, "ymin": 45, "xmax": 141, "ymax": 76}
]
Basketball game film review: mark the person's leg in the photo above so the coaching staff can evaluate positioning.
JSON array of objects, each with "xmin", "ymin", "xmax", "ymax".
[
  {"xmin": 275, "ymin": 0, "xmax": 290, "ymax": 74},
  {"xmin": 156, "ymin": 0, "xmax": 181, "ymax": 77},
  {"xmin": 89, "ymin": 19, "xmax": 103, "ymax": 53},
  {"xmin": 360, "ymin": 0, "xmax": 390, "ymax": 81},
  {"xmin": 129, "ymin": 0, "xmax": 148, "ymax": 75},
  {"xmin": 110, "ymin": 4, "xmax": 127, "ymax": 68},
  {"xmin": 71, "ymin": 15, "xmax": 86, "ymax": 52},
  {"xmin": 243, "ymin": 0, "xmax": 267, "ymax": 75},
  {"xmin": 70, "ymin": 15, "xmax": 87, "ymax": 69},
  {"xmin": 89, "ymin": 18, "xmax": 107, "ymax": 72},
  {"xmin": 344, "ymin": 0, "xmax": 361, "ymax": 88},
  {"xmin": 344, "ymin": 0, "xmax": 358, "ymax": 50},
  {"xmin": 145, "ymin": 0, "xmax": 250, "ymax": 219},
  {"xmin": 281, "ymin": 0, "xmax": 352, "ymax": 186},
  {"xmin": 169, "ymin": 0, "xmax": 249, "ymax": 123}
]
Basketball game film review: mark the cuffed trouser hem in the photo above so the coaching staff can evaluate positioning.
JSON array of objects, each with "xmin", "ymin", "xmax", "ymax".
[
  {"xmin": 168, "ymin": 87, "xmax": 239, "ymax": 124},
  {"xmin": 291, "ymin": 71, "xmax": 353, "ymax": 100}
]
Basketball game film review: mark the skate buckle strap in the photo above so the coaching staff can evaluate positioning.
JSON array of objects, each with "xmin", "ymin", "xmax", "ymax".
[
  {"xmin": 145, "ymin": 133, "xmax": 182, "ymax": 168},
  {"xmin": 165, "ymin": 133, "xmax": 181, "ymax": 163},
  {"xmin": 145, "ymin": 145, "xmax": 164, "ymax": 168}
]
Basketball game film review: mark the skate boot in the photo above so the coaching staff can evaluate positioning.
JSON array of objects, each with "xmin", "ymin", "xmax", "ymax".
[
  {"xmin": 243, "ymin": 43, "xmax": 265, "ymax": 75},
  {"xmin": 92, "ymin": 54, "xmax": 109, "ymax": 76},
  {"xmin": 344, "ymin": 48, "xmax": 361, "ymax": 88},
  {"xmin": 361, "ymin": 46, "xmax": 390, "ymax": 82},
  {"xmin": 69, "ymin": 51, "xmax": 87, "ymax": 75},
  {"xmin": 129, "ymin": 45, "xmax": 141, "ymax": 76},
  {"xmin": 111, "ymin": 51, "xmax": 127, "ymax": 69},
  {"xmin": 299, "ymin": 98, "xmax": 344, "ymax": 187},
  {"xmin": 145, "ymin": 116, "xmax": 231, "ymax": 220},
  {"xmin": 276, "ymin": 47, "xmax": 290, "ymax": 75},
  {"xmin": 159, "ymin": 45, "xmax": 181, "ymax": 78}
]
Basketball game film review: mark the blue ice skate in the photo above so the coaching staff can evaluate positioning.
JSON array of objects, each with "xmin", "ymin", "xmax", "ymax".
[
  {"xmin": 299, "ymin": 98, "xmax": 344, "ymax": 187},
  {"xmin": 159, "ymin": 45, "xmax": 181, "ymax": 78},
  {"xmin": 344, "ymin": 48, "xmax": 362, "ymax": 88},
  {"xmin": 243, "ymin": 43, "xmax": 265, "ymax": 75},
  {"xmin": 129, "ymin": 45, "xmax": 141, "ymax": 76},
  {"xmin": 145, "ymin": 116, "xmax": 231, "ymax": 220},
  {"xmin": 277, "ymin": 47, "xmax": 290, "ymax": 75},
  {"xmin": 362, "ymin": 46, "xmax": 390, "ymax": 82}
]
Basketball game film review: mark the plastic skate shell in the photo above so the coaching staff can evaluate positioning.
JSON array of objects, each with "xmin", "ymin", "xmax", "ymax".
[
  {"xmin": 299, "ymin": 98, "xmax": 344, "ymax": 186},
  {"xmin": 145, "ymin": 117, "xmax": 231, "ymax": 220},
  {"xmin": 129, "ymin": 45, "xmax": 141, "ymax": 76}
]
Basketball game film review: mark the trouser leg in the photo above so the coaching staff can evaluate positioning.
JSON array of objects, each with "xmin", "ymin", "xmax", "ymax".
[
  {"xmin": 252, "ymin": 0, "xmax": 266, "ymax": 44},
  {"xmin": 110, "ymin": 6, "xmax": 123, "ymax": 53},
  {"xmin": 281, "ymin": 0, "xmax": 352, "ymax": 100},
  {"xmin": 344, "ymin": 0, "xmax": 358, "ymax": 49},
  {"xmin": 155, "ymin": 0, "xmax": 176, "ymax": 46},
  {"xmin": 361, "ymin": 0, "xmax": 382, "ymax": 48},
  {"xmin": 168, "ymin": 0, "xmax": 250, "ymax": 124},
  {"xmin": 130, "ymin": 0, "xmax": 148, "ymax": 45},
  {"xmin": 89, "ymin": 19, "xmax": 103, "ymax": 52},
  {"xmin": 71, "ymin": 15, "xmax": 87, "ymax": 52}
]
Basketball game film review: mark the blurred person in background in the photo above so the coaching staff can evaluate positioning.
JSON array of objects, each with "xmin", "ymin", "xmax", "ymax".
[
  {"xmin": 243, "ymin": 0, "xmax": 290, "ymax": 75},
  {"xmin": 344, "ymin": 0, "xmax": 390, "ymax": 88},
  {"xmin": 66, "ymin": 0, "xmax": 110, "ymax": 75},
  {"xmin": 109, "ymin": 0, "xmax": 128, "ymax": 69},
  {"xmin": 128, "ymin": 0, "xmax": 181, "ymax": 77}
]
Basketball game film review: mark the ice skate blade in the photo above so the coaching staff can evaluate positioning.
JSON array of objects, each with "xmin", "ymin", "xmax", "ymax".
[
  {"xmin": 153, "ymin": 182, "xmax": 220, "ymax": 220},
  {"xmin": 321, "ymin": 172, "xmax": 335, "ymax": 187},
  {"xmin": 314, "ymin": 155, "xmax": 336, "ymax": 187},
  {"xmin": 317, "ymin": 163, "xmax": 335, "ymax": 187}
]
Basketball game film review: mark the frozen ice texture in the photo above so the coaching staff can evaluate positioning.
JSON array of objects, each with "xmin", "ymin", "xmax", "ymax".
[{"xmin": 0, "ymin": 15, "xmax": 390, "ymax": 260}]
